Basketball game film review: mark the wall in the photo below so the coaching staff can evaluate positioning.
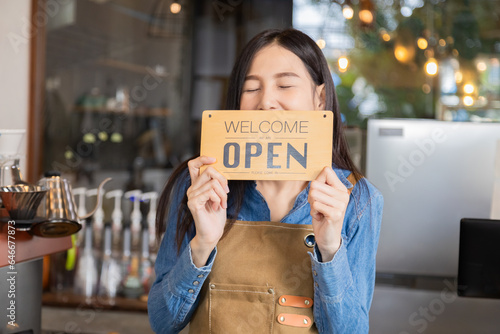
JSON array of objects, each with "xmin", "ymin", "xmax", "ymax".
[
  {"xmin": 0, "ymin": 0, "xmax": 30, "ymax": 130},
  {"xmin": 0, "ymin": 0, "xmax": 31, "ymax": 173}
]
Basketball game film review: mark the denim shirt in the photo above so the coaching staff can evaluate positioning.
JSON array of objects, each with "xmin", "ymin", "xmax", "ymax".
[{"xmin": 148, "ymin": 166, "xmax": 383, "ymax": 334}]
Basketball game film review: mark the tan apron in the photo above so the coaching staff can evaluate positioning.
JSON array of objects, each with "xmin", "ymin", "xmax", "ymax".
[
  {"xmin": 189, "ymin": 174, "xmax": 356, "ymax": 333},
  {"xmin": 189, "ymin": 220, "xmax": 318, "ymax": 333}
]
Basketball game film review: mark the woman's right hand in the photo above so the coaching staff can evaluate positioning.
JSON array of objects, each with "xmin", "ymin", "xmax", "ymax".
[{"xmin": 186, "ymin": 156, "xmax": 229, "ymax": 267}]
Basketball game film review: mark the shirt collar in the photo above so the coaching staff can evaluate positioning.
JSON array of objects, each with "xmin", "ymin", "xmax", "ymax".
[{"xmin": 332, "ymin": 163, "xmax": 355, "ymax": 190}]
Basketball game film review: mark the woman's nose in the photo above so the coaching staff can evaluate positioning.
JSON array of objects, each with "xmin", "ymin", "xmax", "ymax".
[{"xmin": 257, "ymin": 87, "xmax": 279, "ymax": 110}]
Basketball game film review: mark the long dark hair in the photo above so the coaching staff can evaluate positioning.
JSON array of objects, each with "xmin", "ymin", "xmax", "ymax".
[{"xmin": 156, "ymin": 28, "xmax": 363, "ymax": 252}]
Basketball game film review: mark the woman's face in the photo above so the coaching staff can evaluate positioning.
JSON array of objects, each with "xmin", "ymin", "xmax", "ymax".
[{"xmin": 240, "ymin": 44, "xmax": 325, "ymax": 111}]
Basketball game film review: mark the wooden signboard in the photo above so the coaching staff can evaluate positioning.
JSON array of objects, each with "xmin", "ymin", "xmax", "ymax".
[{"xmin": 200, "ymin": 110, "xmax": 333, "ymax": 180}]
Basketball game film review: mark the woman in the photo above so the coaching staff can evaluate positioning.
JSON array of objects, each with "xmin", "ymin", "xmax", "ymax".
[{"xmin": 148, "ymin": 28, "xmax": 383, "ymax": 334}]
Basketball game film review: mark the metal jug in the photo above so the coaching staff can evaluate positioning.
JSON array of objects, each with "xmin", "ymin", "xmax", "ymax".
[
  {"xmin": 0, "ymin": 158, "xmax": 26, "ymax": 187},
  {"xmin": 34, "ymin": 171, "xmax": 111, "ymax": 238}
]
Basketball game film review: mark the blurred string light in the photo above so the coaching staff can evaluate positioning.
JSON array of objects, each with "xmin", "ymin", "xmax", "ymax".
[
  {"xmin": 170, "ymin": 1, "xmax": 181, "ymax": 14},
  {"xmin": 394, "ymin": 44, "xmax": 415, "ymax": 64},
  {"xmin": 359, "ymin": 9, "xmax": 374, "ymax": 24},
  {"xmin": 359, "ymin": 0, "xmax": 374, "ymax": 25},
  {"xmin": 455, "ymin": 71, "xmax": 463, "ymax": 83},
  {"xmin": 380, "ymin": 29, "xmax": 391, "ymax": 41},
  {"xmin": 149, "ymin": 0, "xmax": 185, "ymax": 37},
  {"xmin": 343, "ymin": 5, "xmax": 354, "ymax": 20},
  {"xmin": 338, "ymin": 56, "xmax": 349, "ymax": 72},
  {"xmin": 463, "ymin": 96, "xmax": 474, "ymax": 106},
  {"xmin": 476, "ymin": 61, "xmax": 487, "ymax": 72},
  {"xmin": 417, "ymin": 37, "xmax": 428, "ymax": 50},
  {"xmin": 316, "ymin": 38, "xmax": 326, "ymax": 49},
  {"xmin": 463, "ymin": 83, "xmax": 475, "ymax": 94},
  {"xmin": 439, "ymin": 39, "xmax": 446, "ymax": 47},
  {"xmin": 425, "ymin": 58, "xmax": 438, "ymax": 76},
  {"xmin": 394, "ymin": 45, "xmax": 408, "ymax": 62}
]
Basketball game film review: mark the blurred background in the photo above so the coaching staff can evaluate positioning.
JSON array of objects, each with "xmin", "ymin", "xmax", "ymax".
[{"xmin": 1, "ymin": 0, "xmax": 500, "ymax": 333}]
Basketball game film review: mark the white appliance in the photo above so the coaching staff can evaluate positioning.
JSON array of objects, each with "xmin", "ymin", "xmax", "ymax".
[{"xmin": 366, "ymin": 119, "xmax": 500, "ymax": 277}]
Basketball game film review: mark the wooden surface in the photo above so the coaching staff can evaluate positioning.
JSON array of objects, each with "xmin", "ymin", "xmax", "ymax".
[
  {"xmin": 200, "ymin": 110, "xmax": 333, "ymax": 180},
  {"xmin": 0, "ymin": 220, "xmax": 71, "ymax": 267}
]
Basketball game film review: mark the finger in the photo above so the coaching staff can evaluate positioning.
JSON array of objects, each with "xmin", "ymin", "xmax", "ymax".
[
  {"xmin": 192, "ymin": 166, "xmax": 229, "ymax": 193},
  {"xmin": 188, "ymin": 156, "xmax": 217, "ymax": 183},
  {"xmin": 310, "ymin": 200, "xmax": 344, "ymax": 222},
  {"xmin": 316, "ymin": 167, "xmax": 347, "ymax": 192},
  {"xmin": 188, "ymin": 179, "xmax": 228, "ymax": 209},
  {"xmin": 310, "ymin": 181, "xmax": 349, "ymax": 201},
  {"xmin": 188, "ymin": 188, "xmax": 225, "ymax": 212},
  {"xmin": 308, "ymin": 188, "xmax": 346, "ymax": 211}
]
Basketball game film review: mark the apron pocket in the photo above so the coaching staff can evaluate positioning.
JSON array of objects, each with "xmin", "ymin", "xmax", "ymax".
[{"xmin": 208, "ymin": 282, "xmax": 275, "ymax": 334}]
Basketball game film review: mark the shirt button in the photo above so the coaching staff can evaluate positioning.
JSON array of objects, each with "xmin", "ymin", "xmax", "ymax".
[
  {"xmin": 197, "ymin": 274, "xmax": 204, "ymax": 278},
  {"xmin": 314, "ymin": 282, "xmax": 319, "ymax": 288},
  {"xmin": 188, "ymin": 289, "xmax": 195, "ymax": 293},
  {"xmin": 313, "ymin": 270, "xmax": 317, "ymax": 276},
  {"xmin": 193, "ymin": 281, "xmax": 199, "ymax": 286}
]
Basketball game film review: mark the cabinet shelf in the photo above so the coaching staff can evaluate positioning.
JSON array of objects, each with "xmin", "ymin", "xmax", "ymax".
[
  {"xmin": 74, "ymin": 106, "xmax": 171, "ymax": 117},
  {"xmin": 95, "ymin": 58, "xmax": 169, "ymax": 78},
  {"xmin": 42, "ymin": 291, "xmax": 148, "ymax": 312}
]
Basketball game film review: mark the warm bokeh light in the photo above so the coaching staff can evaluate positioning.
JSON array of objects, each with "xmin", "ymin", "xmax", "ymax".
[
  {"xmin": 417, "ymin": 38, "xmax": 428, "ymax": 50},
  {"xmin": 382, "ymin": 33, "xmax": 391, "ymax": 42},
  {"xmin": 394, "ymin": 45, "xmax": 411, "ymax": 63},
  {"xmin": 170, "ymin": 2, "xmax": 181, "ymax": 14},
  {"xmin": 477, "ymin": 61, "xmax": 487, "ymax": 72},
  {"xmin": 338, "ymin": 56, "xmax": 349, "ymax": 72},
  {"xmin": 316, "ymin": 38, "xmax": 326, "ymax": 49},
  {"xmin": 425, "ymin": 58, "xmax": 438, "ymax": 76},
  {"xmin": 359, "ymin": 10, "xmax": 373, "ymax": 24},
  {"xmin": 455, "ymin": 71, "xmax": 463, "ymax": 83},
  {"xmin": 439, "ymin": 39, "xmax": 446, "ymax": 46},
  {"xmin": 463, "ymin": 96, "xmax": 474, "ymax": 106},
  {"xmin": 464, "ymin": 83, "xmax": 475, "ymax": 94},
  {"xmin": 343, "ymin": 5, "xmax": 354, "ymax": 20}
]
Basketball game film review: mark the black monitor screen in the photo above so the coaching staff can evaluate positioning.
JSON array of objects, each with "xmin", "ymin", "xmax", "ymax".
[{"xmin": 458, "ymin": 218, "xmax": 500, "ymax": 299}]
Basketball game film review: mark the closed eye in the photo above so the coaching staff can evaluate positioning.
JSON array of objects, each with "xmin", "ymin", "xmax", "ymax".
[{"xmin": 243, "ymin": 88, "xmax": 260, "ymax": 92}]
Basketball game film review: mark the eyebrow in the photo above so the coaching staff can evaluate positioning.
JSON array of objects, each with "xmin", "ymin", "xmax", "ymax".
[{"xmin": 244, "ymin": 72, "xmax": 300, "ymax": 81}]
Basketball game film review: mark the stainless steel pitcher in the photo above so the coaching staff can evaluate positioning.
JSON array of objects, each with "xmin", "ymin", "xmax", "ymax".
[{"xmin": 34, "ymin": 171, "xmax": 111, "ymax": 237}]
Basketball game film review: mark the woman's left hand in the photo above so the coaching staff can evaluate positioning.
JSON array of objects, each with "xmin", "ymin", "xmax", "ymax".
[{"xmin": 308, "ymin": 167, "xmax": 350, "ymax": 262}]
